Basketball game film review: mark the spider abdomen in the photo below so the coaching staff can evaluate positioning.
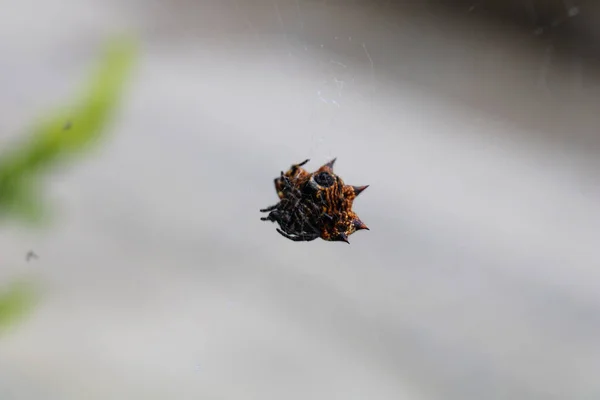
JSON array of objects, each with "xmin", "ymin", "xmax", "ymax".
[{"xmin": 260, "ymin": 158, "xmax": 369, "ymax": 244}]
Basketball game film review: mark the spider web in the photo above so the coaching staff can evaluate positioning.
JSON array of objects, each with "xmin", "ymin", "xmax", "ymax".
[
  {"xmin": 227, "ymin": 0, "xmax": 380, "ymax": 146},
  {"xmin": 248, "ymin": 1, "xmax": 379, "ymax": 242},
  {"xmin": 205, "ymin": 0, "xmax": 591, "ymax": 245}
]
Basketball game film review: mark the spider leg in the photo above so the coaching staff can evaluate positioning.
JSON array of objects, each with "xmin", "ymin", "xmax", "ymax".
[
  {"xmin": 261, "ymin": 209, "xmax": 284, "ymax": 222},
  {"xmin": 296, "ymin": 159, "xmax": 310, "ymax": 167},
  {"xmin": 276, "ymin": 228, "xmax": 318, "ymax": 242},
  {"xmin": 298, "ymin": 218, "xmax": 321, "ymax": 235},
  {"xmin": 301, "ymin": 233, "xmax": 320, "ymax": 242},
  {"xmin": 322, "ymin": 213, "xmax": 334, "ymax": 221},
  {"xmin": 281, "ymin": 207, "xmax": 321, "ymax": 237},
  {"xmin": 260, "ymin": 204, "xmax": 279, "ymax": 212}
]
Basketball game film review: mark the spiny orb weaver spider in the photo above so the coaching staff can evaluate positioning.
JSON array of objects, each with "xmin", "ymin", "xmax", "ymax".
[{"xmin": 260, "ymin": 158, "xmax": 369, "ymax": 243}]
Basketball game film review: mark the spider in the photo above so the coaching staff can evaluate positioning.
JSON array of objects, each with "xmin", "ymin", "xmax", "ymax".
[{"xmin": 260, "ymin": 158, "xmax": 369, "ymax": 243}]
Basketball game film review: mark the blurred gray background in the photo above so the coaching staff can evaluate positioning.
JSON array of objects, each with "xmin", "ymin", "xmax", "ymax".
[{"xmin": 1, "ymin": 0, "xmax": 600, "ymax": 399}]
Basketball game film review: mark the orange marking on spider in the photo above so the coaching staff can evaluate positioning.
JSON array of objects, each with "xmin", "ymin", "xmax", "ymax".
[{"xmin": 260, "ymin": 158, "xmax": 369, "ymax": 243}]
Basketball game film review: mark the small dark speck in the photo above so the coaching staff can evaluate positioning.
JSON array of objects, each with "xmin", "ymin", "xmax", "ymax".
[
  {"xmin": 63, "ymin": 121, "xmax": 72, "ymax": 130},
  {"xmin": 26, "ymin": 251, "xmax": 38, "ymax": 262}
]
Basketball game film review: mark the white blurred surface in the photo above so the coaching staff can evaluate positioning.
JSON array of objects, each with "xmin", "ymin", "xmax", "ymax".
[{"xmin": 1, "ymin": 1, "xmax": 600, "ymax": 399}]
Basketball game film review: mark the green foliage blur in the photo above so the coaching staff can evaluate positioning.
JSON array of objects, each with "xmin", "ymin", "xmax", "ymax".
[
  {"xmin": 0, "ymin": 280, "xmax": 38, "ymax": 333},
  {"xmin": 0, "ymin": 37, "xmax": 137, "ymax": 333}
]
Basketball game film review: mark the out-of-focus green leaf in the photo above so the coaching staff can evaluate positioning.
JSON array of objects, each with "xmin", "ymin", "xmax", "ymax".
[
  {"xmin": 0, "ymin": 36, "xmax": 137, "ymax": 222},
  {"xmin": 0, "ymin": 36, "xmax": 137, "ymax": 334},
  {"xmin": 0, "ymin": 280, "xmax": 38, "ymax": 332}
]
